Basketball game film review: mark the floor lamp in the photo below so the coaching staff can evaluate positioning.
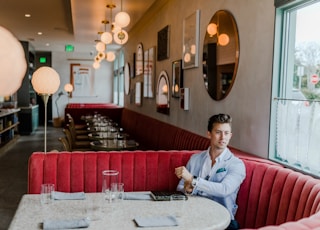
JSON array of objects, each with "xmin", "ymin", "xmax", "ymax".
[
  {"xmin": 31, "ymin": 67, "xmax": 60, "ymax": 153},
  {"xmin": 64, "ymin": 83, "xmax": 74, "ymax": 104}
]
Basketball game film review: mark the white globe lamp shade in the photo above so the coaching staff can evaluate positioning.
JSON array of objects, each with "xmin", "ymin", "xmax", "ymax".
[
  {"xmin": 207, "ymin": 23, "xmax": 217, "ymax": 37},
  {"xmin": 64, "ymin": 83, "xmax": 73, "ymax": 93},
  {"xmin": 0, "ymin": 26, "xmax": 27, "ymax": 96},
  {"xmin": 31, "ymin": 67, "xmax": 60, "ymax": 95},
  {"xmin": 93, "ymin": 61, "xmax": 100, "ymax": 69},
  {"xmin": 113, "ymin": 30, "xmax": 128, "ymax": 45},
  {"xmin": 218, "ymin": 34, "xmax": 230, "ymax": 46},
  {"xmin": 95, "ymin": 41, "xmax": 105, "ymax": 52},
  {"xmin": 106, "ymin": 51, "xmax": 116, "ymax": 62},
  {"xmin": 101, "ymin": 32, "xmax": 113, "ymax": 44},
  {"xmin": 115, "ymin": 11, "xmax": 130, "ymax": 28}
]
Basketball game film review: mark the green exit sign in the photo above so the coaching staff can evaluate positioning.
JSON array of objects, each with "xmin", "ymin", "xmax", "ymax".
[
  {"xmin": 65, "ymin": 44, "xmax": 74, "ymax": 52},
  {"xmin": 39, "ymin": 57, "xmax": 46, "ymax": 63}
]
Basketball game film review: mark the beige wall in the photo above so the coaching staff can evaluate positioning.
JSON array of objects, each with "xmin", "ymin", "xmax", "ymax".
[
  {"xmin": 122, "ymin": 0, "xmax": 275, "ymax": 158},
  {"xmin": 51, "ymin": 0, "xmax": 275, "ymax": 159}
]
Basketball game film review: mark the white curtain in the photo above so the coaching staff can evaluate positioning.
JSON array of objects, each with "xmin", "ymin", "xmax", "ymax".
[{"xmin": 276, "ymin": 99, "xmax": 320, "ymax": 173}]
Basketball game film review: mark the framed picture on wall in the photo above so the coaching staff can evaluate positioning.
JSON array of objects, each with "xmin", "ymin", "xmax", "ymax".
[
  {"xmin": 70, "ymin": 64, "xmax": 94, "ymax": 97},
  {"xmin": 157, "ymin": 25, "xmax": 170, "ymax": 61},
  {"xmin": 172, "ymin": 59, "xmax": 183, "ymax": 98},
  {"xmin": 135, "ymin": 43, "xmax": 144, "ymax": 76},
  {"xmin": 135, "ymin": 82, "xmax": 142, "ymax": 106},
  {"xmin": 143, "ymin": 46, "xmax": 155, "ymax": 98},
  {"xmin": 182, "ymin": 10, "xmax": 200, "ymax": 69}
]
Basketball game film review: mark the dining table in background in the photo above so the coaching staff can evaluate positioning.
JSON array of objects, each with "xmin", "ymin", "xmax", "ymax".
[{"xmin": 9, "ymin": 192, "xmax": 231, "ymax": 230}]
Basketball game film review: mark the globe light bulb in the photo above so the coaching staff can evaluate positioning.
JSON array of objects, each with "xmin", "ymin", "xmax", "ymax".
[
  {"xmin": 101, "ymin": 31, "xmax": 113, "ymax": 44},
  {"xmin": 115, "ymin": 11, "xmax": 130, "ymax": 28},
  {"xmin": 218, "ymin": 34, "xmax": 230, "ymax": 46}
]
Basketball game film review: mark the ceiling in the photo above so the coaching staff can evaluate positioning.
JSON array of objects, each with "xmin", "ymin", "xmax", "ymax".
[{"xmin": 0, "ymin": 0, "xmax": 156, "ymax": 60}]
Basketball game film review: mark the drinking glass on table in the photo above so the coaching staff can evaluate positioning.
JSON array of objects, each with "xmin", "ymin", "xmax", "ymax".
[
  {"xmin": 40, "ymin": 183, "xmax": 55, "ymax": 205},
  {"xmin": 111, "ymin": 182, "xmax": 124, "ymax": 201},
  {"xmin": 102, "ymin": 170, "xmax": 119, "ymax": 203}
]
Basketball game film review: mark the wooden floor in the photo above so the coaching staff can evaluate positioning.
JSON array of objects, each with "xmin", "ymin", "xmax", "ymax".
[{"xmin": 0, "ymin": 125, "xmax": 64, "ymax": 230}]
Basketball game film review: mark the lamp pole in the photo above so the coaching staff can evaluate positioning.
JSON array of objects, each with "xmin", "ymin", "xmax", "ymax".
[{"xmin": 41, "ymin": 94, "xmax": 50, "ymax": 153}]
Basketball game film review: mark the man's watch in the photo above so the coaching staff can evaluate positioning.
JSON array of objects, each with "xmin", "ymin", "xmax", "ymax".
[{"xmin": 191, "ymin": 175, "xmax": 198, "ymax": 187}]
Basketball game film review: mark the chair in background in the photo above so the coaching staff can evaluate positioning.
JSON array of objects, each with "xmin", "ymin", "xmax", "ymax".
[
  {"xmin": 63, "ymin": 128, "xmax": 91, "ymax": 151},
  {"xmin": 65, "ymin": 113, "xmax": 87, "ymax": 132},
  {"xmin": 58, "ymin": 137, "xmax": 71, "ymax": 151}
]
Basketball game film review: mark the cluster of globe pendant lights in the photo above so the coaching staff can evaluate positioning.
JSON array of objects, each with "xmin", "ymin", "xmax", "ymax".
[{"xmin": 93, "ymin": 1, "xmax": 130, "ymax": 69}]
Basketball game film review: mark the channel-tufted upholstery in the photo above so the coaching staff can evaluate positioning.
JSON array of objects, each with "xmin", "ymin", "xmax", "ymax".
[{"xmin": 28, "ymin": 150, "xmax": 320, "ymax": 229}]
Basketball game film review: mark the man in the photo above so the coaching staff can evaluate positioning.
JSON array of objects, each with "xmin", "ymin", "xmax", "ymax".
[{"xmin": 175, "ymin": 114, "xmax": 246, "ymax": 230}]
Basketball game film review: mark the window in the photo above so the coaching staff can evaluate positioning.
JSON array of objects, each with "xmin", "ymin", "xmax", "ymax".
[
  {"xmin": 113, "ymin": 50, "xmax": 124, "ymax": 106},
  {"xmin": 270, "ymin": 0, "xmax": 320, "ymax": 176}
]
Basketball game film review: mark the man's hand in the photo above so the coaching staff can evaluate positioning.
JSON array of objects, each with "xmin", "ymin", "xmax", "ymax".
[
  {"xmin": 175, "ymin": 166, "xmax": 193, "ymax": 182},
  {"xmin": 184, "ymin": 180, "xmax": 194, "ymax": 193}
]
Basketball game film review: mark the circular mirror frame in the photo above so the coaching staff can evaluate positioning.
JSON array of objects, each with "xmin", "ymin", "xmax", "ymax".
[{"xmin": 203, "ymin": 10, "xmax": 239, "ymax": 101}]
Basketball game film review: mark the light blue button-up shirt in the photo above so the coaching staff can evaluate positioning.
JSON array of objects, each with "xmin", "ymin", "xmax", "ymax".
[{"xmin": 177, "ymin": 147, "xmax": 246, "ymax": 220}]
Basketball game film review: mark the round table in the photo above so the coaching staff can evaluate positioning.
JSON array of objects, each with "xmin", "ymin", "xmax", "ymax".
[{"xmin": 9, "ymin": 193, "xmax": 231, "ymax": 230}]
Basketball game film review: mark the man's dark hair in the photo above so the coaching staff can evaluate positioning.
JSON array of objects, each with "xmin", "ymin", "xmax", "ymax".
[{"xmin": 207, "ymin": 114, "xmax": 232, "ymax": 132}]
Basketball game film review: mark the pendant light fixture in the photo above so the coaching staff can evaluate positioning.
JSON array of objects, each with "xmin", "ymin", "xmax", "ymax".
[{"xmin": 115, "ymin": 0, "xmax": 130, "ymax": 28}]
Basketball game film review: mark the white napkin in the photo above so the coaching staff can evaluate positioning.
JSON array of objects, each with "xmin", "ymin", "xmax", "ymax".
[
  {"xmin": 43, "ymin": 217, "xmax": 90, "ymax": 229},
  {"xmin": 134, "ymin": 215, "xmax": 179, "ymax": 227},
  {"xmin": 124, "ymin": 192, "xmax": 152, "ymax": 200},
  {"xmin": 52, "ymin": 191, "xmax": 86, "ymax": 200}
]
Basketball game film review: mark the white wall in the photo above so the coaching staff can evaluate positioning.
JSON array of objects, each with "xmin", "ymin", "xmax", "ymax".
[{"xmin": 51, "ymin": 52, "xmax": 114, "ymax": 119}]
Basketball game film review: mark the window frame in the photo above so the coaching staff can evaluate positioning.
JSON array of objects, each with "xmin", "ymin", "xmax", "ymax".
[{"xmin": 270, "ymin": 0, "xmax": 320, "ymax": 177}]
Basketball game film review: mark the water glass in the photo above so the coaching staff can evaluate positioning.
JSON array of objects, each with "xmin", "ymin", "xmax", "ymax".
[
  {"xmin": 111, "ymin": 182, "xmax": 124, "ymax": 201},
  {"xmin": 102, "ymin": 170, "xmax": 119, "ymax": 203},
  {"xmin": 40, "ymin": 183, "xmax": 55, "ymax": 205}
]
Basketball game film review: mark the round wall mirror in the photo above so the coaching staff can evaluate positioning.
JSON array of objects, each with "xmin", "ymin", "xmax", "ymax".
[{"xmin": 203, "ymin": 10, "xmax": 239, "ymax": 100}]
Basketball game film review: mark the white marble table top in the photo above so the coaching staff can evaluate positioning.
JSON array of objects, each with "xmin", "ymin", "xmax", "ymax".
[{"xmin": 9, "ymin": 192, "xmax": 231, "ymax": 230}]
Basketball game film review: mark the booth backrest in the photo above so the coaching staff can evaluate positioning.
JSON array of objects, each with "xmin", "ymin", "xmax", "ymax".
[
  {"xmin": 120, "ymin": 108, "xmax": 210, "ymax": 150},
  {"xmin": 28, "ymin": 150, "xmax": 198, "ymax": 194},
  {"xmin": 236, "ymin": 158, "xmax": 320, "ymax": 229},
  {"xmin": 65, "ymin": 103, "xmax": 123, "ymax": 124},
  {"xmin": 64, "ymin": 106, "xmax": 210, "ymax": 150},
  {"xmin": 28, "ymin": 150, "xmax": 320, "ymax": 229}
]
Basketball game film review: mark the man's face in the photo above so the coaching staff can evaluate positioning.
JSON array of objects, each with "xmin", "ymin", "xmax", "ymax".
[{"xmin": 207, "ymin": 123, "xmax": 232, "ymax": 150}]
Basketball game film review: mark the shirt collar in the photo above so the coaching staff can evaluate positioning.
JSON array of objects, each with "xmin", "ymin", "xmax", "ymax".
[{"xmin": 206, "ymin": 147, "xmax": 228, "ymax": 163}]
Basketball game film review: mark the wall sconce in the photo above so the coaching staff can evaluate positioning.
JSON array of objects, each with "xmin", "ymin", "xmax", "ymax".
[
  {"xmin": 64, "ymin": 83, "xmax": 73, "ymax": 97},
  {"xmin": 31, "ymin": 67, "xmax": 60, "ymax": 153},
  {"xmin": 162, "ymin": 84, "xmax": 168, "ymax": 94},
  {"xmin": 0, "ymin": 26, "xmax": 27, "ymax": 96}
]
